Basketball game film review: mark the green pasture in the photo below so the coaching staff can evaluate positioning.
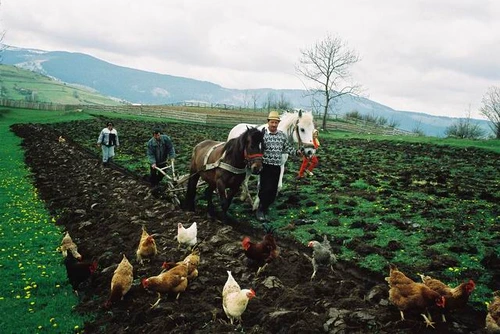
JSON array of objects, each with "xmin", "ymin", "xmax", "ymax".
[
  {"xmin": 327, "ymin": 130, "xmax": 500, "ymax": 154},
  {"xmin": 0, "ymin": 108, "xmax": 92, "ymax": 333},
  {"xmin": 0, "ymin": 65, "xmax": 120, "ymax": 105},
  {"xmin": 1, "ymin": 106, "xmax": 498, "ymax": 333}
]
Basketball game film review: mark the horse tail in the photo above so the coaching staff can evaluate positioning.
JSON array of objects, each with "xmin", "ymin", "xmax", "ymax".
[{"xmin": 184, "ymin": 149, "xmax": 200, "ymax": 212}]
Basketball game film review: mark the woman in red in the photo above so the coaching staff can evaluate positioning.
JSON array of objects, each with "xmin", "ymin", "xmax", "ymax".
[{"xmin": 297, "ymin": 129, "xmax": 319, "ymax": 178}]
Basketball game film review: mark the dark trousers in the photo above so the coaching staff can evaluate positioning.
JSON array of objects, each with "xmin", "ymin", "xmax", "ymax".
[
  {"xmin": 258, "ymin": 164, "xmax": 281, "ymax": 212},
  {"xmin": 150, "ymin": 163, "xmax": 166, "ymax": 187}
]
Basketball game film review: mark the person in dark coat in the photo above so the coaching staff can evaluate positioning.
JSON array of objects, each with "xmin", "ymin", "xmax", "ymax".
[{"xmin": 146, "ymin": 127, "xmax": 176, "ymax": 189}]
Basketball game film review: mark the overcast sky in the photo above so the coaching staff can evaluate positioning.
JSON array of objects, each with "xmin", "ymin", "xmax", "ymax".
[{"xmin": 2, "ymin": 0, "xmax": 499, "ymax": 119}]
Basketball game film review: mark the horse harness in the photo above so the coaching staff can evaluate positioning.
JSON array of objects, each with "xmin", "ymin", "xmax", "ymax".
[
  {"xmin": 287, "ymin": 119, "xmax": 315, "ymax": 151},
  {"xmin": 201, "ymin": 142, "xmax": 262, "ymax": 174}
]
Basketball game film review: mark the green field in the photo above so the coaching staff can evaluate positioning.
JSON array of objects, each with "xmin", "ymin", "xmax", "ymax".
[
  {"xmin": 0, "ymin": 108, "xmax": 93, "ymax": 333},
  {"xmin": 0, "ymin": 65, "xmax": 122, "ymax": 105},
  {"xmin": 1, "ymin": 106, "xmax": 499, "ymax": 333}
]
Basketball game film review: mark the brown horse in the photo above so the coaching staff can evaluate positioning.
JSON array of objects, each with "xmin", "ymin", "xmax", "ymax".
[{"xmin": 185, "ymin": 127, "xmax": 265, "ymax": 222}]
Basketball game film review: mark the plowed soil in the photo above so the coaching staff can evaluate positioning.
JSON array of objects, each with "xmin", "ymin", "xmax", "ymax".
[{"xmin": 11, "ymin": 123, "xmax": 488, "ymax": 334}]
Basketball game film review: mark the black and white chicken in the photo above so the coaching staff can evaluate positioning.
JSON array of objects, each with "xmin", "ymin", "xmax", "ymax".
[{"xmin": 307, "ymin": 235, "xmax": 337, "ymax": 280}]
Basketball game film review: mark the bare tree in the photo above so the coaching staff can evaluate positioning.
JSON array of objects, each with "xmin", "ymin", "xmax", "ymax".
[
  {"xmin": 445, "ymin": 106, "xmax": 485, "ymax": 139},
  {"xmin": 262, "ymin": 91, "xmax": 276, "ymax": 111},
  {"xmin": 250, "ymin": 92, "xmax": 260, "ymax": 111},
  {"xmin": 296, "ymin": 33, "xmax": 361, "ymax": 130},
  {"xmin": 277, "ymin": 92, "xmax": 292, "ymax": 110},
  {"xmin": 480, "ymin": 86, "xmax": 500, "ymax": 139}
]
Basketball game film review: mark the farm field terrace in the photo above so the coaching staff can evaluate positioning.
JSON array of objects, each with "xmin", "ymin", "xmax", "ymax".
[{"xmin": 3, "ymin": 108, "xmax": 500, "ymax": 333}]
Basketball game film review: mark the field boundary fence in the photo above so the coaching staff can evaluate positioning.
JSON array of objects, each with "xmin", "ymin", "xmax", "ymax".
[{"xmin": 0, "ymin": 99, "xmax": 414, "ymax": 135}]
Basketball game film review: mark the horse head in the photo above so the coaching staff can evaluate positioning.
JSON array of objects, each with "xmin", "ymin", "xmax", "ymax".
[
  {"xmin": 242, "ymin": 126, "xmax": 264, "ymax": 174},
  {"xmin": 281, "ymin": 110, "xmax": 316, "ymax": 157}
]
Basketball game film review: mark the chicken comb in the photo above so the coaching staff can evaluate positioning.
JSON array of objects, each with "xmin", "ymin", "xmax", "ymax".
[{"xmin": 242, "ymin": 236, "xmax": 251, "ymax": 247}]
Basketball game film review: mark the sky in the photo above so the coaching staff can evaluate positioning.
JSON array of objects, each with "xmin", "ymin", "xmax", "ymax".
[{"xmin": 1, "ymin": 0, "xmax": 499, "ymax": 119}]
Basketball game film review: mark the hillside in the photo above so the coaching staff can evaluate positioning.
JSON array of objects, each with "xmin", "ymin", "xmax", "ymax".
[
  {"xmin": 2, "ymin": 46, "xmax": 493, "ymax": 137},
  {"xmin": 0, "ymin": 64, "xmax": 123, "ymax": 105}
]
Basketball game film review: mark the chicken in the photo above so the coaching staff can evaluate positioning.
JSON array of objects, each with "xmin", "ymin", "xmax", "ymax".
[
  {"xmin": 222, "ymin": 271, "xmax": 256, "ymax": 325},
  {"xmin": 486, "ymin": 290, "xmax": 500, "ymax": 333},
  {"xmin": 420, "ymin": 274, "xmax": 475, "ymax": 322},
  {"xmin": 59, "ymin": 232, "xmax": 82, "ymax": 260},
  {"xmin": 142, "ymin": 260, "xmax": 190, "ymax": 308},
  {"xmin": 104, "ymin": 254, "xmax": 134, "ymax": 308},
  {"xmin": 307, "ymin": 235, "xmax": 337, "ymax": 280},
  {"xmin": 136, "ymin": 225, "xmax": 158, "ymax": 265},
  {"xmin": 162, "ymin": 249, "xmax": 200, "ymax": 281},
  {"xmin": 64, "ymin": 251, "xmax": 98, "ymax": 293},
  {"xmin": 386, "ymin": 264, "xmax": 445, "ymax": 328},
  {"xmin": 58, "ymin": 136, "xmax": 66, "ymax": 143},
  {"xmin": 241, "ymin": 227, "xmax": 279, "ymax": 276},
  {"xmin": 175, "ymin": 222, "xmax": 197, "ymax": 248}
]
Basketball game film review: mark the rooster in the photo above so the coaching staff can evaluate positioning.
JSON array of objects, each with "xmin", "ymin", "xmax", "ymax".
[
  {"xmin": 486, "ymin": 290, "xmax": 500, "ymax": 333},
  {"xmin": 136, "ymin": 225, "xmax": 158, "ymax": 265},
  {"xmin": 386, "ymin": 264, "xmax": 445, "ymax": 328},
  {"xmin": 241, "ymin": 226, "xmax": 279, "ymax": 276},
  {"xmin": 64, "ymin": 251, "xmax": 98, "ymax": 293},
  {"xmin": 142, "ymin": 260, "xmax": 191, "ymax": 308},
  {"xmin": 420, "ymin": 274, "xmax": 475, "ymax": 322},
  {"xmin": 175, "ymin": 222, "xmax": 197, "ymax": 248},
  {"xmin": 104, "ymin": 254, "xmax": 133, "ymax": 308},
  {"xmin": 59, "ymin": 232, "xmax": 82, "ymax": 260},
  {"xmin": 222, "ymin": 271, "xmax": 256, "ymax": 325},
  {"xmin": 307, "ymin": 235, "xmax": 337, "ymax": 280}
]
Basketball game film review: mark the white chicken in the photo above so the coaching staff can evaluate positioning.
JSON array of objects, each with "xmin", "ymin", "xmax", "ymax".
[
  {"xmin": 175, "ymin": 222, "xmax": 197, "ymax": 248},
  {"xmin": 222, "ymin": 271, "xmax": 256, "ymax": 325}
]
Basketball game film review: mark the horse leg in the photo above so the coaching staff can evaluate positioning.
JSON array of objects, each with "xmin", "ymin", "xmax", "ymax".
[
  {"xmin": 252, "ymin": 176, "xmax": 260, "ymax": 211},
  {"xmin": 205, "ymin": 186, "xmax": 216, "ymax": 218},
  {"xmin": 185, "ymin": 173, "xmax": 200, "ymax": 212},
  {"xmin": 278, "ymin": 153, "xmax": 289, "ymax": 192},
  {"xmin": 252, "ymin": 197, "xmax": 260, "ymax": 211},
  {"xmin": 219, "ymin": 184, "xmax": 238, "ymax": 223},
  {"xmin": 241, "ymin": 173, "xmax": 253, "ymax": 205},
  {"xmin": 277, "ymin": 164, "xmax": 285, "ymax": 192}
]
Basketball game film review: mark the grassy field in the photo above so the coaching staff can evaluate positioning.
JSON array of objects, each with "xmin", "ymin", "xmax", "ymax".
[
  {"xmin": 1, "ymin": 106, "xmax": 499, "ymax": 332},
  {"xmin": 0, "ymin": 65, "xmax": 122, "ymax": 105},
  {"xmin": 0, "ymin": 108, "xmax": 93, "ymax": 333}
]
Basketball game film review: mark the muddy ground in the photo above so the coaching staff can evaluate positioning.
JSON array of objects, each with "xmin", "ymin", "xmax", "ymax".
[{"xmin": 12, "ymin": 123, "xmax": 488, "ymax": 333}]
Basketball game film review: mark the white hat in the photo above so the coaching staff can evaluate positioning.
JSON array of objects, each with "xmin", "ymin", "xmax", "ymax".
[{"xmin": 267, "ymin": 110, "xmax": 280, "ymax": 121}]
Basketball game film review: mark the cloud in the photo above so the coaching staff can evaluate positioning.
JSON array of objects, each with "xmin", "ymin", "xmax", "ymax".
[{"xmin": 2, "ymin": 0, "xmax": 499, "ymax": 119}]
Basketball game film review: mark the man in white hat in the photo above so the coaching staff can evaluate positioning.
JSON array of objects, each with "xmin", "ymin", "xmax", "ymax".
[{"xmin": 256, "ymin": 110, "xmax": 303, "ymax": 221}]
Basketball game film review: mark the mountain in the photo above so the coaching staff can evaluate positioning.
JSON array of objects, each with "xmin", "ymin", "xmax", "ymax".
[
  {"xmin": 1, "ymin": 46, "xmax": 492, "ymax": 137},
  {"xmin": 0, "ymin": 64, "xmax": 122, "ymax": 105}
]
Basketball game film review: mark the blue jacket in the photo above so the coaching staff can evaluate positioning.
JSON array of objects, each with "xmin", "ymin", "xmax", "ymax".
[{"xmin": 147, "ymin": 135, "xmax": 175, "ymax": 165}]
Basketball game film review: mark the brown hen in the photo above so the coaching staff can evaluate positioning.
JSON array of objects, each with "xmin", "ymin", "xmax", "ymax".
[
  {"xmin": 486, "ymin": 290, "xmax": 500, "ymax": 333},
  {"xmin": 386, "ymin": 264, "xmax": 445, "ymax": 328},
  {"xmin": 420, "ymin": 274, "xmax": 475, "ymax": 322}
]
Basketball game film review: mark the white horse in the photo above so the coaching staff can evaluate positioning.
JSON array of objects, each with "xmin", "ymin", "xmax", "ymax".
[{"xmin": 227, "ymin": 110, "xmax": 316, "ymax": 210}]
